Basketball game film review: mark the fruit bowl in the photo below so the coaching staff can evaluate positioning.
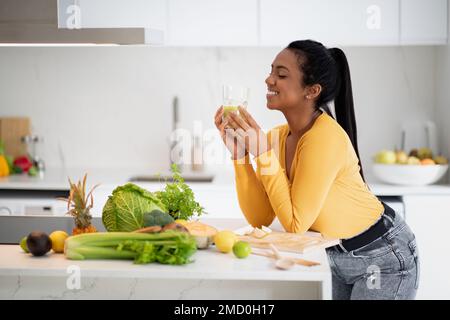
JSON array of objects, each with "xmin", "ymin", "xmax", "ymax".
[{"xmin": 372, "ymin": 164, "xmax": 449, "ymax": 186}]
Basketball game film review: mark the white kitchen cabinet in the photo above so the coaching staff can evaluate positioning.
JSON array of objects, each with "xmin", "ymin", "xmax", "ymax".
[
  {"xmin": 166, "ymin": 0, "xmax": 258, "ymax": 46},
  {"xmin": 57, "ymin": 0, "xmax": 167, "ymax": 30},
  {"xmin": 400, "ymin": 0, "xmax": 448, "ymax": 45},
  {"xmin": 260, "ymin": 0, "xmax": 400, "ymax": 47},
  {"xmin": 403, "ymin": 195, "xmax": 450, "ymax": 299},
  {"xmin": 56, "ymin": 0, "xmax": 448, "ymax": 46}
]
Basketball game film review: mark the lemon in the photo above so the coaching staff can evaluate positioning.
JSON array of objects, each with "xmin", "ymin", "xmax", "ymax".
[
  {"xmin": 49, "ymin": 230, "xmax": 69, "ymax": 253},
  {"xmin": 174, "ymin": 219, "xmax": 188, "ymax": 226},
  {"xmin": 233, "ymin": 241, "xmax": 251, "ymax": 259},
  {"xmin": 214, "ymin": 230, "xmax": 237, "ymax": 253},
  {"xmin": 20, "ymin": 236, "xmax": 29, "ymax": 253}
]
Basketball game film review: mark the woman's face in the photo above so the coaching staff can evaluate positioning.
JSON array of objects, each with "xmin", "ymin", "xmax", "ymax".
[{"xmin": 265, "ymin": 48, "xmax": 307, "ymax": 111}]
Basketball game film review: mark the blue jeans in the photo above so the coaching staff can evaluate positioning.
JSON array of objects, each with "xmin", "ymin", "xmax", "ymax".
[{"xmin": 326, "ymin": 212, "xmax": 420, "ymax": 300}]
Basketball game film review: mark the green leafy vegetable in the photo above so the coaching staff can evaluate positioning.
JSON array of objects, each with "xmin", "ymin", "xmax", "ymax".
[
  {"xmin": 65, "ymin": 231, "xmax": 197, "ymax": 265},
  {"xmin": 102, "ymin": 183, "xmax": 167, "ymax": 232},
  {"xmin": 155, "ymin": 164, "xmax": 206, "ymax": 220},
  {"xmin": 143, "ymin": 209, "xmax": 174, "ymax": 227}
]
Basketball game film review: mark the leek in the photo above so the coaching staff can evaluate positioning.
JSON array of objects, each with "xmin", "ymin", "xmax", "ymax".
[{"xmin": 65, "ymin": 231, "xmax": 197, "ymax": 265}]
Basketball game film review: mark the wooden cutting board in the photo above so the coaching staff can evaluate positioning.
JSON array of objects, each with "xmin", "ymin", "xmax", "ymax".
[
  {"xmin": 0, "ymin": 117, "xmax": 30, "ymax": 157},
  {"xmin": 238, "ymin": 231, "xmax": 340, "ymax": 254}
]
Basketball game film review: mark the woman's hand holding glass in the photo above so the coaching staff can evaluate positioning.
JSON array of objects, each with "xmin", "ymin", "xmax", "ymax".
[
  {"xmin": 214, "ymin": 106, "xmax": 248, "ymax": 160},
  {"xmin": 218, "ymin": 106, "xmax": 272, "ymax": 159}
]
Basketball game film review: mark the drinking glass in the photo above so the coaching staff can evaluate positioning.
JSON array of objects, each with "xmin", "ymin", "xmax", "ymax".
[{"xmin": 222, "ymin": 85, "xmax": 249, "ymax": 121}]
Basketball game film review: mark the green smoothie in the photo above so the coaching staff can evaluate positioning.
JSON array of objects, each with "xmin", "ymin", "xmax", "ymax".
[{"xmin": 223, "ymin": 106, "xmax": 239, "ymax": 119}]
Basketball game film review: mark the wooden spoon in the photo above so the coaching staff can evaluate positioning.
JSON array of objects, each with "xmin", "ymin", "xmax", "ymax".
[
  {"xmin": 251, "ymin": 248, "xmax": 320, "ymax": 267},
  {"xmin": 269, "ymin": 244, "xmax": 295, "ymax": 270}
]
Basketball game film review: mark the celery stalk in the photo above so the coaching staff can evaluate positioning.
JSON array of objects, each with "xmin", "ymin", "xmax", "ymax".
[
  {"xmin": 65, "ymin": 246, "xmax": 136, "ymax": 260},
  {"xmin": 64, "ymin": 231, "xmax": 197, "ymax": 265},
  {"xmin": 66, "ymin": 232, "xmax": 185, "ymax": 248}
]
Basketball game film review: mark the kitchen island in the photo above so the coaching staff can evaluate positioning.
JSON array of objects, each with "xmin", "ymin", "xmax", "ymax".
[
  {"xmin": 3, "ymin": 168, "xmax": 450, "ymax": 299},
  {"xmin": 0, "ymin": 242, "xmax": 331, "ymax": 300}
]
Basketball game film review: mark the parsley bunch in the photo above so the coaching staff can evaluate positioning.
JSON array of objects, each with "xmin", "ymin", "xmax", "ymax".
[{"xmin": 155, "ymin": 164, "xmax": 206, "ymax": 220}]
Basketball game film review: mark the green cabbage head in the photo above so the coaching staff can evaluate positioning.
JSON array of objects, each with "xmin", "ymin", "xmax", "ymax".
[{"xmin": 102, "ymin": 183, "xmax": 167, "ymax": 232}]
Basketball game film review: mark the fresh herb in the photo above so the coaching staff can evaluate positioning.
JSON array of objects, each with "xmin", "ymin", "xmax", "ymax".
[{"xmin": 155, "ymin": 164, "xmax": 206, "ymax": 220}]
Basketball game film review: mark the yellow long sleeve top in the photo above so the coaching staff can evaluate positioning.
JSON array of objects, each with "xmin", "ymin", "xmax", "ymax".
[{"xmin": 232, "ymin": 112, "xmax": 384, "ymax": 239}]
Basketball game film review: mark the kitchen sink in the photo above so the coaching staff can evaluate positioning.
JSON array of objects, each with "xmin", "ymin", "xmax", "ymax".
[{"xmin": 129, "ymin": 173, "xmax": 215, "ymax": 183}]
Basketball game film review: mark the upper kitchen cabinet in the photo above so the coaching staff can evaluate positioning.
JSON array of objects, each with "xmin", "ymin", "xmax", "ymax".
[
  {"xmin": 260, "ymin": 0, "xmax": 400, "ymax": 47},
  {"xmin": 2, "ymin": 0, "xmax": 447, "ymax": 46},
  {"xmin": 57, "ymin": 0, "xmax": 166, "ymax": 30},
  {"xmin": 0, "ymin": 0, "xmax": 167, "ymax": 44},
  {"xmin": 400, "ymin": 0, "xmax": 448, "ymax": 45},
  {"xmin": 166, "ymin": 0, "xmax": 258, "ymax": 46},
  {"xmin": 57, "ymin": 0, "xmax": 166, "ymax": 44}
]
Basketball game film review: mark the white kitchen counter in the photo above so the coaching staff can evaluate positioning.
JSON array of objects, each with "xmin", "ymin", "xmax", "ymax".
[
  {"xmin": 0, "ymin": 243, "xmax": 331, "ymax": 300},
  {"xmin": 369, "ymin": 183, "xmax": 450, "ymax": 195},
  {"xmin": 0, "ymin": 167, "xmax": 167, "ymax": 191}
]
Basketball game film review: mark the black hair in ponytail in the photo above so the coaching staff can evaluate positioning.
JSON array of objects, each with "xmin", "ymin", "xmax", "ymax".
[{"xmin": 286, "ymin": 40, "xmax": 366, "ymax": 182}]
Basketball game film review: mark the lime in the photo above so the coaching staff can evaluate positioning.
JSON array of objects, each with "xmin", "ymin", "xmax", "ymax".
[
  {"xmin": 49, "ymin": 230, "xmax": 69, "ymax": 253},
  {"xmin": 214, "ymin": 230, "xmax": 237, "ymax": 253},
  {"xmin": 20, "ymin": 236, "xmax": 29, "ymax": 253},
  {"xmin": 28, "ymin": 166, "xmax": 38, "ymax": 177},
  {"xmin": 233, "ymin": 241, "xmax": 251, "ymax": 259}
]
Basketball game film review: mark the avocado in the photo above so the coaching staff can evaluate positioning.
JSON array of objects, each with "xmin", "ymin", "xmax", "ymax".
[{"xmin": 26, "ymin": 231, "xmax": 52, "ymax": 257}]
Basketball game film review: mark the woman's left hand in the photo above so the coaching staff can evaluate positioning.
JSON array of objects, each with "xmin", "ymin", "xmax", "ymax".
[{"xmin": 227, "ymin": 106, "xmax": 272, "ymax": 158}]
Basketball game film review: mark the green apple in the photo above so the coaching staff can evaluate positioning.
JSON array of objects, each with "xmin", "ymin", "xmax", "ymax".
[
  {"xmin": 20, "ymin": 236, "xmax": 29, "ymax": 253},
  {"xmin": 395, "ymin": 150, "xmax": 408, "ymax": 164},
  {"xmin": 417, "ymin": 147, "xmax": 433, "ymax": 160},
  {"xmin": 407, "ymin": 156, "xmax": 421, "ymax": 165},
  {"xmin": 375, "ymin": 150, "xmax": 396, "ymax": 164}
]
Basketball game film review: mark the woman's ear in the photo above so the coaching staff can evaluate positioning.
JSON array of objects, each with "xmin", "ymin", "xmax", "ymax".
[{"xmin": 305, "ymin": 84, "xmax": 322, "ymax": 100}]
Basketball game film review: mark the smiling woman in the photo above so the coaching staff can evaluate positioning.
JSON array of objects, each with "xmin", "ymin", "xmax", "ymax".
[{"xmin": 213, "ymin": 39, "xmax": 420, "ymax": 301}]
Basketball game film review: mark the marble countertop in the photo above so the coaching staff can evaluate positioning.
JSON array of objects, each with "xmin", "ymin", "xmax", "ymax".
[
  {"xmin": 0, "ymin": 243, "xmax": 331, "ymax": 282},
  {"xmin": 0, "ymin": 218, "xmax": 331, "ymax": 283}
]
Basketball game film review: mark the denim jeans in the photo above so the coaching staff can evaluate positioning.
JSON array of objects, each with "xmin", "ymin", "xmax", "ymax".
[{"xmin": 326, "ymin": 212, "xmax": 420, "ymax": 300}]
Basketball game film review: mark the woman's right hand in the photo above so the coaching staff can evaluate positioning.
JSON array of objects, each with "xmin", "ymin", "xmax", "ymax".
[{"xmin": 214, "ymin": 106, "xmax": 248, "ymax": 160}]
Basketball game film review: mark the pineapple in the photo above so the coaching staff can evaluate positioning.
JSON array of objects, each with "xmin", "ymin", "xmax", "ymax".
[{"xmin": 59, "ymin": 174, "xmax": 99, "ymax": 235}]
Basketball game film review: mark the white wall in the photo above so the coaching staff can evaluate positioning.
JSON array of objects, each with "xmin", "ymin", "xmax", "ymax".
[
  {"xmin": 0, "ymin": 45, "xmax": 438, "ymax": 181},
  {"xmin": 436, "ymin": 3, "xmax": 450, "ymax": 182}
]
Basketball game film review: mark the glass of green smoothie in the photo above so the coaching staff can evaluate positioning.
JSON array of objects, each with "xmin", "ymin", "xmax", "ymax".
[{"xmin": 222, "ymin": 85, "xmax": 249, "ymax": 121}]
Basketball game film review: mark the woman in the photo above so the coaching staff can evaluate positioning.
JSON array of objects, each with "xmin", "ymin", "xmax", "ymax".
[{"xmin": 213, "ymin": 40, "xmax": 419, "ymax": 300}]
